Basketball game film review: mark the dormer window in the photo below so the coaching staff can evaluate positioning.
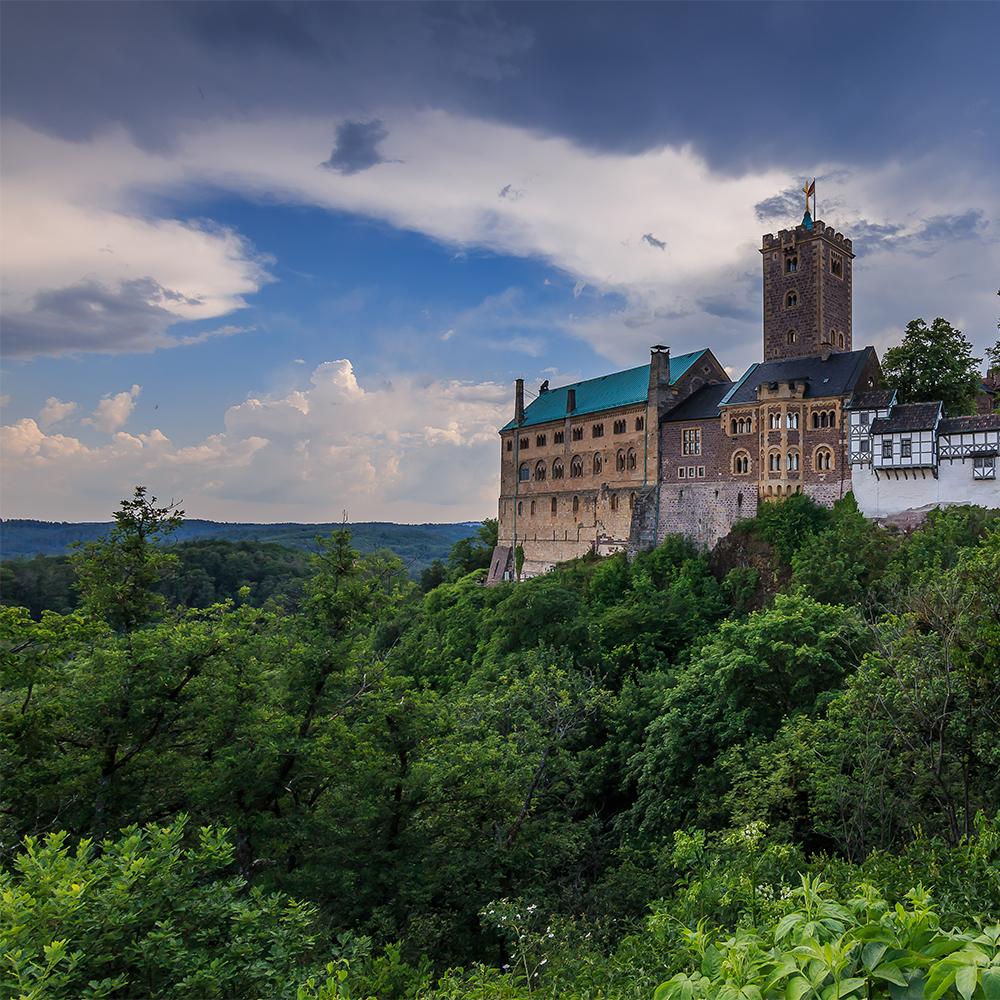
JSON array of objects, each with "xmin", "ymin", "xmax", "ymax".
[
  {"xmin": 785, "ymin": 291, "xmax": 798, "ymax": 308},
  {"xmin": 785, "ymin": 255, "xmax": 798, "ymax": 273}
]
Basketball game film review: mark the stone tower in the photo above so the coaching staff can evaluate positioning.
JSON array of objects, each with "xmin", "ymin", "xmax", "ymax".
[{"xmin": 760, "ymin": 212, "xmax": 855, "ymax": 361}]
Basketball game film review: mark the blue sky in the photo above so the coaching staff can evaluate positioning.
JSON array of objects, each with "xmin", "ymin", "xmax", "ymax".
[{"xmin": 2, "ymin": 1, "xmax": 998, "ymax": 522}]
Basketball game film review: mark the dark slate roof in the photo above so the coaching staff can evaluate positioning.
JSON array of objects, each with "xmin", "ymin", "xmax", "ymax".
[
  {"xmin": 847, "ymin": 389, "xmax": 897, "ymax": 410},
  {"xmin": 719, "ymin": 348, "xmax": 876, "ymax": 406},
  {"xmin": 939, "ymin": 414, "xmax": 1000, "ymax": 434},
  {"xmin": 501, "ymin": 349, "xmax": 708, "ymax": 430},
  {"xmin": 870, "ymin": 402, "xmax": 942, "ymax": 434},
  {"xmin": 661, "ymin": 381, "xmax": 734, "ymax": 422}
]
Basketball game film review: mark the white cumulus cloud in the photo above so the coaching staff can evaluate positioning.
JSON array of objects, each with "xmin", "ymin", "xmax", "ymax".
[
  {"xmin": 84, "ymin": 384, "xmax": 141, "ymax": 433},
  {"xmin": 38, "ymin": 397, "xmax": 78, "ymax": 428}
]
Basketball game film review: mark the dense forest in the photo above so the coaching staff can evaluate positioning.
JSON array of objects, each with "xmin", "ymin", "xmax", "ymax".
[{"xmin": 2, "ymin": 487, "xmax": 998, "ymax": 999}]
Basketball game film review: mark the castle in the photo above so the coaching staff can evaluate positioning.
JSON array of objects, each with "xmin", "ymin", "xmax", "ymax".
[{"xmin": 487, "ymin": 205, "xmax": 1000, "ymax": 582}]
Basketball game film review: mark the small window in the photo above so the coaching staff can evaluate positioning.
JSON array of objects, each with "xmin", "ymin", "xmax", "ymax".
[
  {"xmin": 592, "ymin": 423, "xmax": 604, "ymax": 438},
  {"xmin": 530, "ymin": 500, "xmax": 536, "ymax": 516},
  {"xmin": 627, "ymin": 448, "xmax": 637, "ymax": 470},
  {"xmin": 974, "ymin": 456, "xmax": 996, "ymax": 479},
  {"xmin": 697, "ymin": 466, "xmax": 705, "ymax": 478},
  {"xmin": 785, "ymin": 291, "xmax": 798, "ymax": 308},
  {"xmin": 860, "ymin": 411, "xmax": 870, "ymax": 426},
  {"xmin": 882, "ymin": 440, "xmax": 893, "ymax": 460},
  {"xmin": 733, "ymin": 451, "xmax": 750, "ymax": 475},
  {"xmin": 859, "ymin": 440, "xmax": 871, "ymax": 454},
  {"xmin": 787, "ymin": 329, "xmax": 797, "ymax": 345},
  {"xmin": 785, "ymin": 255, "xmax": 798, "ymax": 273},
  {"xmin": 554, "ymin": 430, "xmax": 564, "ymax": 444},
  {"xmin": 901, "ymin": 439, "xmax": 912, "ymax": 458},
  {"xmin": 572, "ymin": 495, "xmax": 580, "ymax": 513},
  {"xmin": 519, "ymin": 463, "xmax": 530, "ymax": 481},
  {"xmin": 629, "ymin": 492, "xmax": 636, "ymax": 510},
  {"xmin": 552, "ymin": 459, "xmax": 564, "ymax": 479},
  {"xmin": 572, "ymin": 427, "xmax": 584, "ymax": 442},
  {"xmin": 838, "ymin": 332, "xmax": 845, "ymax": 349},
  {"xmin": 730, "ymin": 419, "xmax": 738, "ymax": 435},
  {"xmin": 815, "ymin": 448, "xmax": 833, "ymax": 471},
  {"xmin": 613, "ymin": 419, "xmax": 626, "ymax": 434},
  {"xmin": 551, "ymin": 497, "xmax": 557, "ymax": 515},
  {"xmin": 517, "ymin": 501, "xmax": 523, "ymax": 515},
  {"xmin": 678, "ymin": 467, "xmax": 686, "ymax": 479},
  {"xmin": 688, "ymin": 466, "xmax": 696, "ymax": 479},
  {"xmin": 635, "ymin": 416, "xmax": 644, "ymax": 431},
  {"xmin": 506, "ymin": 439, "xmax": 512, "ymax": 451},
  {"xmin": 786, "ymin": 412, "xmax": 799, "ymax": 430},
  {"xmin": 769, "ymin": 451, "xmax": 781, "ymax": 472},
  {"xmin": 571, "ymin": 456, "xmax": 584, "ymax": 478},
  {"xmin": 831, "ymin": 254, "xmax": 843, "ymax": 278},
  {"xmin": 594, "ymin": 452, "xmax": 603, "ymax": 474},
  {"xmin": 520, "ymin": 437, "xmax": 529, "ymax": 450},
  {"xmin": 786, "ymin": 451, "xmax": 800, "ymax": 472},
  {"xmin": 536, "ymin": 434, "xmax": 546, "ymax": 447},
  {"xmin": 682, "ymin": 428, "xmax": 701, "ymax": 455},
  {"xmin": 610, "ymin": 494, "xmax": 619, "ymax": 511},
  {"xmin": 535, "ymin": 460, "xmax": 546, "ymax": 481},
  {"xmin": 769, "ymin": 412, "xmax": 781, "ymax": 430}
]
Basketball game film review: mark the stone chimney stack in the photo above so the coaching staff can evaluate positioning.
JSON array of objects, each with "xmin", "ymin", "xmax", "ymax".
[
  {"xmin": 514, "ymin": 378, "xmax": 524, "ymax": 424},
  {"xmin": 649, "ymin": 345, "xmax": 671, "ymax": 391},
  {"xmin": 566, "ymin": 387, "xmax": 576, "ymax": 413}
]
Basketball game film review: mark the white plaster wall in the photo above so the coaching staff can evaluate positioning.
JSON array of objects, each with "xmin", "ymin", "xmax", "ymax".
[{"xmin": 853, "ymin": 460, "xmax": 1000, "ymax": 517}]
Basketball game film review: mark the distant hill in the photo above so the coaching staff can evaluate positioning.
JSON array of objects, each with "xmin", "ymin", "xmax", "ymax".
[{"xmin": 0, "ymin": 519, "xmax": 480, "ymax": 571}]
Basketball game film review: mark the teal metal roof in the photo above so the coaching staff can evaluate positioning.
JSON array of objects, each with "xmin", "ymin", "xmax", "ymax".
[{"xmin": 501, "ymin": 349, "xmax": 708, "ymax": 431}]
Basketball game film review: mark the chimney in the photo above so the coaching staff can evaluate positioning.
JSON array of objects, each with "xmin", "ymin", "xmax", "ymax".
[
  {"xmin": 566, "ymin": 387, "xmax": 576, "ymax": 413},
  {"xmin": 514, "ymin": 378, "xmax": 524, "ymax": 424},
  {"xmin": 649, "ymin": 345, "xmax": 671, "ymax": 391}
]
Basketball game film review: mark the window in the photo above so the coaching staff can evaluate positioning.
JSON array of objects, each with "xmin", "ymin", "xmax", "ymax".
[
  {"xmin": 786, "ymin": 412, "xmax": 799, "ymax": 430},
  {"xmin": 552, "ymin": 458, "xmax": 564, "ymax": 479},
  {"xmin": 786, "ymin": 451, "xmax": 800, "ymax": 472},
  {"xmin": 517, "ymin": 501, "xmax": 523, "ymax": 515},
  {"xmin": 838, "ymin": 332, "xmax": 845, "ymax": 349},
  {"xmin": 554, "ymin": 430, "xmax": 564, "ymax": 444},
  {"xmin": 594, "ymin": 452, "xmax": 602, "ymax": 475},
  {"xmin": 682, "ymin": 428, "xmax": 701, "ymax": 455},
  {"xmin": 733, "ymin": 451, "xmax": 750, "ymax": 474},
  {"xmin": 697, "ymin": 466, "xmax": 705, "ymax": 478},
  {"xmin": 787, "ymin": 329, "xmax": 797, "ymax": 346},
  {"xmin": 785, "ymin": 290, "xmax": 798, "ymax": 308},
  {"xmin": 785, "ymin": 255, "xmax": 798, "ymax": 273},
  {"xmin": 860, "ymin": 411, "xmax": 870, "ymax": 426},
  {"xmin": 627, "ymin": 448, "xmax": 637, "ymax": 470},
  {"xmin": 551, "ymin": 497, "xmax": 558, "ymax": 515},
  {"xmin": 629, "ymin": 493, "xmax": 636, "ymax": 510},
  {"xmin": 974, "ymin": 456, "xmax": 996, "ymax": 480},
  {"xmin": 688, "ymin": 466, "xmax": 696, "ymax": 479},
  {"xmin": 571, "ymin": 456, "xmax": 584, "ymax": 478},
  {"xmin": 530, "ymin": 500, "xmax": 535, "ymax": 515},
  {"xmin": 882, "ymin": 440, "xmax": 893, "ymax": 460},
  {"xmin": 901, "ymin": 438, "xmax": 912, "ymax": 458},
  {"xmin": 519, "ymin": 437, "xmax": 529, "ymax": 450},
  {"xmin": 815, "ymin": 447, "xmax": 833, "ymax": 471},
  {"xmin": 769, "ymin": 451, "xmax": 781, "ymax": 472},
  {"xmin": 635, "ymin": 416, "xmax": 645, "ymax": 431},
  {"xmin": 592, "ymin": 423, "xmax": 604, "ymax": 438},
  {"xmin": 730, "ymin": 419, "xmax": 738, "ymax": 435},
  {"xmin": 859, "ymin": 439, "xmax": 871, "ymax": 454},
  {"xmin": 572, "ymin": 495, "xmax": 580, "ymax": 513},
  {"xmin": 519, "ymin": 462, "xmax": 530, "ymax": 481},
  {"xmin": 831, "ymin": 253, "xmax": 843, "ymax": 278},
  {"xmin": 610, "ymin": 494, "xmax": 619, "ymax": 511},
  {"xmin": 506, "ymin": 439, "xmax": 512, "ymax": 451},
  {"xmin": 769, "ymin": 412, "xmax": 781, "ymax": 430},
  {"xmin": 613, "ymin": 419, "xmax": 626, "ymax": 434},
  {"xmin": 535, "ymin": 461, "xmax": 546, "ymax": 481},
  {"xmin": 572, "ymin": 427, "xmax": 584, "ymax": 441},
  {"xmin": 679, "ymin": 466, "xmax": 686, "ymax": 479},
  {"xmin": 536, "ymin": 433, "xmax": 546, "ymax": 447}
]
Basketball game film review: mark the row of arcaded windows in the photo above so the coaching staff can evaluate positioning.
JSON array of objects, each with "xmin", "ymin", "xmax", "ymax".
[
  {"xmin": 510, "ymin": 416, "xmax": 647, "ymax": 452},
  {"xmin": 519, "ymin": 449, "xmax": 637, "ymax": 482},
  {"xmin": 515, "ymin": 493, "xmax": 637, "ymax": 517},
  {"xmin": 728, "ymin": 446, "xmax": 836, "ymax": 476}
]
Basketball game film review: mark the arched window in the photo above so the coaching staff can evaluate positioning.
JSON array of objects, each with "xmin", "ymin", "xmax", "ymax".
[
  {"xmin": 615, "ymin": 449, "xmax": 626, "ymax": 472},
  {"xmin": 768, "ymin": 451, "xmax": 781, "ymax": 472},
  {"xmin": 552, "ymin": 458, "xmax": 564, "ymax": 480},
  {"xmin": 812, "ymin": 412, "xmax": 820, "ymax": 429},
  {"xmin": 786, "ymin": 412, "xmax": 799, "ymax": 430},
  {"xmin": 635, "ymin": 416, "xmax": 645, "ymax": 431},
  {"xmin": 610, "ymin": 494, "xmax": 619, "ymax": 511},
  {"xmin": 629, "ymin": 492, "xmax": 636, "ymax": 511},
  {"xmin": 518, "ymin": 462, "xmax": 530, "ymax": 481},
  {"xmin": 571, "ymin": 456, "xmax": 583, "ymax": 478},
  {"xmin": 785, "ymin": 290, "xmax": 798, "ymax": 308},
  {"xmin": 732, "ymin": 451, "xmax": 751, "ymax": 475},
  {"xmin": 534, "ymin": 460, "xmax": 546, "ymax": 481},
  {"xmin": 594, "ymin": 452, "xmax": 603, "ymax": 475},
  {"xmin": 769, "ymin": 412, "xmax": 780, "ymax": 430},
  {"xmin": 814, "ymin": 447, "xmax": 834, "ymax": 471},
  {"xmin": 785, "ymin": 255, "xmax": 798, "ymax": 273},
  {"xmin": 626, "ymin": 448, "xmax": 637, "ymax": 470},
  {"xmin": 787, "ymin": 329, "xmax": 797, "ymax": 345},
  {"xmin": 551, "ymin": 496, "xmax": 558, "ymax": 514},
  {"xmin": 530, "ymin": 500, "xmax": 536, "ymax": 515},
  {"xmin": 730, "ymin": 419, "xmax": 738, "ymax": 435},
  {"xmin": 572, "ymin": 495, "xmax": 579, "ymax": 513},
  {"xmin": 517, "ymin": 501, "xmax": 523, "ymax": 515},
  {"xmin": 786, "ymin": 450, "xmax": 800, "ymax": 472}
]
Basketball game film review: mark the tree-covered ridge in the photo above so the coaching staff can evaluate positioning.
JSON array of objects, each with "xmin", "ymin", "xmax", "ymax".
[{"xmin": 2, "ymin": 488, "xmax": 998, "ymax": 999}]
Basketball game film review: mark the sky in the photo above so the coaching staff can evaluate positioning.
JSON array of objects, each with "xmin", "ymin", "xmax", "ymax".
[{"xmin": 2, "ymin": 1, "xmax": 999, "ymax": 524}]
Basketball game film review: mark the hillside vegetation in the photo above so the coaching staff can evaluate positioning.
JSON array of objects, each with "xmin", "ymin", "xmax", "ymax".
[{"xmin": 2, "ymin": 488, "xmax": 998, "ymax": 999}]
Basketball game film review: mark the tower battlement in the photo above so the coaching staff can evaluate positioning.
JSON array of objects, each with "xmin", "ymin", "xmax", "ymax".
[{"xmin": 761, "ymin": 221, "xmax": 853, "ymax": 255}]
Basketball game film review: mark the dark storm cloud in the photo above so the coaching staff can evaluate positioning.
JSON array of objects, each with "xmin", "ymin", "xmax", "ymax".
[
  {"xmin": 322, "ymin": 120, "xmax": 389, "ymax": 175},
  {"xmin": 2, "ymin": 3, "xmax": 996, "ymax": 170},
  {"xmin": 5, "ymin": 278, "xmax": 204, "ymax": 357}
]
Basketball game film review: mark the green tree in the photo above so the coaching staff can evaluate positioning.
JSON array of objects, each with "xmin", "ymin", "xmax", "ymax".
[{"xmin": 882, "ymin": 317, "xmax": 982, "ymax": 415}]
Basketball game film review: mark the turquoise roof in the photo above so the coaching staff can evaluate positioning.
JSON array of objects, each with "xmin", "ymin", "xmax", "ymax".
[{"xmin": 501, "ymin": 349, "xmax": 708, "ymax": 431}]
